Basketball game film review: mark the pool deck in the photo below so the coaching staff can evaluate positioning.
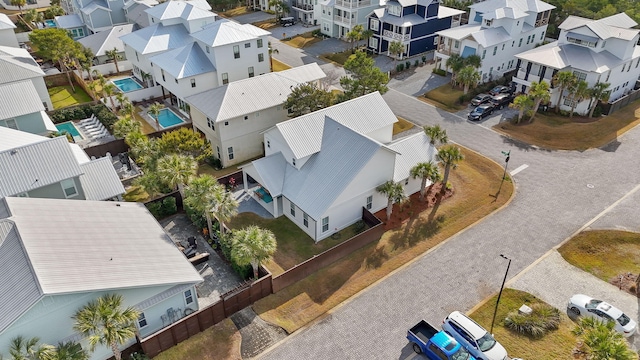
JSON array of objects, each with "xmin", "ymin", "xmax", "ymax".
[{"xmin": 138, "ymin": 99, "xmax": 191, "ymax": 132}]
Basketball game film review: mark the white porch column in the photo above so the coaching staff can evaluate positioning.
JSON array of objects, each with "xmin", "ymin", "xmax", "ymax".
[
  {"xmin": 243, "ymin": 171, "xmax": 248, "ymax": 191},
  {"xmin": 273, "ymin": 196, "xmax": 279, "ymax": 216}
]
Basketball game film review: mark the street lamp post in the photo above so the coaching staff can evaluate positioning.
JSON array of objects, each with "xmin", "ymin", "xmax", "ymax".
[{"xmin": 490, "ymin": 254, "xmax": 512, "ymax": 334}]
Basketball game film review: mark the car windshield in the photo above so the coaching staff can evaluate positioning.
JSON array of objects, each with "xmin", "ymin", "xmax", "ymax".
[
  {"xmin": 618, "ymin": 313, "xmax": 631, "ymax": 326},
  {"xmin": 451, "ymin": 346, "xmax": 471, "ymax": 360},
  {"xmin": 586, "ymin": 299, "xmax": 602, "ymax": 309},
  {"xmin": 477, "ymin": 333, "xmax": 496, "ymax": 352}
]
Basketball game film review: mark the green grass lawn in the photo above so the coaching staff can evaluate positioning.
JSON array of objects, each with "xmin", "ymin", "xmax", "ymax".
[
  {"xmin": 198, "ymin": 159, "xmax": 260, "ymax": 179},
  {"xmin": 49, "ymin": 85, "xmax": 93, "ymax": 109},
  {"xmin": 469, "ymin": 289, "xmax": 577, "ymax": 359},
  {"xmin": 122, "ymin": 185, "xmax": 149, "ymax": 202},
  {"xmin": 422, "ymin": 84, "xmax": 466, "ymax": 111},
  {"xmin": 321, "ymin": 50, "xmax": 357, "ymax": 65},
  {"xmin": 152, "ymin": 318, "xmax": 241, "ymax": 360}
]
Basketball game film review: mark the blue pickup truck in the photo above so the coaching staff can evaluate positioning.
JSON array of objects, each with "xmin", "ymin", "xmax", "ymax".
[{"xmin": 407, "ymin": 320, "xmax": 476, "ymax": 360}]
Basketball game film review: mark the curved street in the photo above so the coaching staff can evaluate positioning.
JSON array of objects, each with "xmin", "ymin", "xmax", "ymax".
[{"xmin": 256, "ymin": 45, "xmax": 640, "ymax": 359}]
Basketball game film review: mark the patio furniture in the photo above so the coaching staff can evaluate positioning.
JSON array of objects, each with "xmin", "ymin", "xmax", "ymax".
[{"xmin": 189, "ymin": 252, "xmax": 210, "ymax": 266}]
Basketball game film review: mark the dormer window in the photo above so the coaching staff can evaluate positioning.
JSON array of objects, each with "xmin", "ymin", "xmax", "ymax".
[{"xmin": 388, "ymin": 4, "xmax": 401, "ymax": 16}]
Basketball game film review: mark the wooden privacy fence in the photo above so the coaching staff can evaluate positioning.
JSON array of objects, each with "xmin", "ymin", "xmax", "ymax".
[{"xmin": 602, "ymin": 89, "xmax": 640, "ymax": 115}]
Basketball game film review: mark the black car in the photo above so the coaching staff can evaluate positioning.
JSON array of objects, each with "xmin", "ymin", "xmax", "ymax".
[
  {"xmin": 468, "ymin": 104, "xmax": 495, "ymax": 121},
  {"xmin": 489, "ymin": 85, "xmax": 510, "ymax": 96},
  {"xmin": 489, "ymin": 93, "xmax": 513, "ymax": 109},
  {"xmin": 470, "ymin": 93, "xmax": 492, "ymax": 106}
]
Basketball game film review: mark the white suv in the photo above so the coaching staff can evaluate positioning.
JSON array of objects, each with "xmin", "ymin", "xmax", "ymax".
[{"xmin": 442, "ymin": 311, "xmax": 508, "ymax": 360}]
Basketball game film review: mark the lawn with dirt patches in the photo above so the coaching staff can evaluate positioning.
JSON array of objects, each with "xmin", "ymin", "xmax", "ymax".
[
  {"xmin": 198, "ymin": 158, "xmax": 259, "ymax": 179},
  {"xmin": 49, "ymin": 85, "xmax": 93, "ymax": 109},
  {"xmin": 320, "ymin": 50, "xmax": 355, "ymax": 65},
  {"xmin": 494, "ymin": 103, "xmax": 640, "ymax": 150},
  {"xmin": 153, "ymin": 318, "xmax": 241, "ymax": 360},
  {"xmin": 272, "ymin": 59, "xmax": 291, "ymax": 72},
  {"xmin": 253, "ymin": 19, "xmax": 279, "ymax": 30},
  {"xmin": 422, "ymin": 84, "xmax": 466, "ymax": 111},
  {"xmin": 469, "ymin": 289, "xmax": 576, "ymax": 360},
  {"xmin": 253, "ymin": 147, "xmax": 513, "ymax": 333},
  {"xmin": 219, "ymin": 6, "xmax": 251, "ymax": 17},
  {"xmin": 123, "ymin": 185, "xmax": 149, "ymax": 202},
  {"xmin": 393, "ymin": 116, "xmax": 415, "ymax": 135},
  {"xmin": 282, "ymin": 32, "xmax": 322, "ymax": 48}
]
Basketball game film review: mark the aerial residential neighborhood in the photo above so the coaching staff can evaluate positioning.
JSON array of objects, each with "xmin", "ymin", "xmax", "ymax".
[{"xmin": 1, "ymin": 0, "xmax": 640, "ymax": 358}]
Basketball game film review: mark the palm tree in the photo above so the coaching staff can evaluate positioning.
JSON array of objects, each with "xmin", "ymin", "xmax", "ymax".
[
  {"xmin": 445, "ymin": 53, "xmax": 464, "ymax": 87},
  {"xmin": 423, "ymin": 124, "xmax": 448, "ymax": 146},
  {"xmin": 388, "ymin": 41, "xmax": 405, "ymax": 68},
  {"xmin": 156, "ymin": 154, "xmax": 197, "ymax": 199},
  {"xmin": 457, "ymin": 66, "xmax": 480, "ymax": 94},
  {"xmin": 73, "ymin": 294, "xmax": 139, "ymax": 360},
  {"xmin": 573, "ymin": 317, "xmax": 635, "ymax": 360},
  {"xmin": 148, "ymin": 102, "xmax": 164, "ymax": 130},
  {"xmin": 552, "ymin": 70, "xmax": 577, "ymax": 113},
  {"xmin": 210, "ymin": 187, "xmax": 238, "ymax": 235},
  {"xmin": 184, "ymin": 175, "xmax": 225, "ymax": 239},
  {"xmin": 463, "ymin": 54, "xmax": 482, "ymax": 69},
  {"xmin": 587, "ymin": 82, "xmax": 610, "ymax": 118},
  {"xmin": 11, "ymin": 0, "xmax": 26, "ymax": 14},
  {"xmin": 410, "ymin": 162, "xmax": 441, "ymax": 201},
  {"xmin": 437, "ymin": 145, "xmax": 464, "ymax": 190},
  {"xmin": 112, "ymin": 116, "xmax": 141, "ymax": 139},
  {"xmin": 230, "ymin": 225, "xmax": 277, "ymax": 279},
  {"xmin": 23, "ymin": 9, "xmax": 38, "ymax": 30},
  {"xmin": 510, "ymin": 94, "xmax": 534, "ymax": 124},
  {"xmin": 105, "ymin": 48, "xmax": 121, "ymax": 73},
  {"xmin": 361, "ymin": 29, "xmax": 374, "ymax": 48},
  {"xmin": 376, "ymin": 180, "xmax": 407, "ymax": 221},
  {"xmin": 528, "ymin": 80, "xmax": 551, "ymax": 122},
  {"xmin": 102, "ymin": 83, "xmax": 117, "ymax": 110},
  {"xmin": 346, "ymin": 24, "xmax": 364, "ymax": 52},
  {"xmin": 115, "ymin": 92, "xmax": 127, "ymax": 111},
  {"xmin": 51, "ymin": 341, "xmax": 90, "ymax": 360},
  {"xmin": 120, "ymin": 99, "xmax": 134, "ymax": 118},
  {"xmin": 9, "ymin": 336, "xmax": 55, "ymax": 360},
  {"xmin": 567, "ymin": 80, "xmax": 590, "ymax": 118},
  {"xmin": 268, "ymin": 0, "xmax": 288, "ymax": 20},
  {"xmin": 79, "ymin": 47, "xmax": 94, "ymax": 81}
]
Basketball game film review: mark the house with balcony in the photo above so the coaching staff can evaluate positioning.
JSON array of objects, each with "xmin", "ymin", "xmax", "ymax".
[
  {"xmin": 0, "ymin": 46, "xmax": 53, "ymax": 111},
  {"xmin": 319, "ymin": 0, "xmax": 381, "ymax": 39},
  {"xmin": 512, "ymin": 12, "xmax": 640, "ymax": 115},
  {"xmin": 186, "ymin": 63, "xmax": 325, "ymax": 168},
  {"xmin": 0, "ymin": 197, "xmax": 203, "ymax": 360},
  {"xmin": 240, "ymin": 92, "xmax": 437, "ymax": 241},
  {"xmin": 78, "ymin": 24, "xmax": 133, "ymax": 65},
  {"xmin": 434, "ymin": 0, "xmax": 554, "ymax": 83},
  {"xmin": 291, "ymin": 0, "xmax": 320, "ymax": 25},
  {"xmin": 0, "ymin": 14, "xmax": 18, "ymax": 48},
  {"xmin": 366, "ymin": 0, "xmax": 464, "ymax": 57},
  {"xmin": 57, "ymin": 0, "xmax": 128, "ymax": 36}
]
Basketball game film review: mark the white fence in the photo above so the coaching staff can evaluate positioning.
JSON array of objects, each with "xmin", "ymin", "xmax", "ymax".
[
  {"xmin": 83, "ymin": 61, "xmax": 133, "ymax": 79},
  {"xmin": 102, "ymin": 85, "xmax": 164, "ymax": 110}
]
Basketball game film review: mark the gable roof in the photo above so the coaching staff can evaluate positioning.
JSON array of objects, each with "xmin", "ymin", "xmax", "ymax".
[
  {"xmin": 515, "ymin": 40, "xmax": 628, "ymax": 72},
  {"xmin": 185, "ymin": 63, "xmax": 325, "ymax": 122},
  {"xmin": 469, "ymin": 0, "xmax": 555, "ymax": 13},
  {"xmin": 559, "ymin": 13, "xmax": 639, "ymax": 41},
  {"xmin": 149, "ymin": 42, "xmax": 215, "ymax": 78},
  {"xmin": 145, "ymin": 0, "xmax": 214, "ymax": 21},
  {"xmin": 120, "ymin": 23, "xmax": 191, "ymax": 54},
  {"xmin": 78, "ymin": 24, "xmax": 134, "ymax": 57},
  {"xmin": 249, "ymin": 152, "xmax": 287, "ymax": 196},
  {"xmin": 80, "ymin": 0, "xmax": 111, "ymax": 14},
  {"xmin": 436, "ymin": 24, "xmax": 483, "ymax": 40},
  {"xmin": 54, "ymin": 14, "xmax": 84, "ymax": 29},
  {"xmin": 0, "ymin": 13, "xmax": 16, "ymax": 30},
  {"xmin": 0, "ymin": 80, "xmax": 45, "ymax": 119},
  {"xmin": 483, "ymin": 7, "xmax": 528, "ymax": 20},
  {"xmin": 0, "ymin": 196, "xmax": 203, "ymax": 333},
  {"xmin": 78, "ymin": 157, "xmax": 126, "ymax": 200},
  {"xmin": 0, "ymin": 46, "xmax": 45, "ymax": 85},
  {"xmin": 387, "ymin": 132, "xmax": 437, "ymax": 182},
  {"xmin": 125, "ymin": 2, "xmax": 153, "ymax": 27},
  {"xmin": 191, "ymin": 19, "xmax": 270, "ymax": 47},
  {"xmin": 272, "ymin": 92, "xmax": 398, "ymax": 159}
]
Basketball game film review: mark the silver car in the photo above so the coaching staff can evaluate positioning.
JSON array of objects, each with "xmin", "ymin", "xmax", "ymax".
[{"xmin": 568, "ymin": 294, "xmax": 637, "ymax": 337}]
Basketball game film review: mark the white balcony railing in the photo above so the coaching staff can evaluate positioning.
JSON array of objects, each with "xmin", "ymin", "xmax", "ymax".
[
  {"xmin": 383, "ymin": 29, "xmax": 410, "ymax": 41},
  {"xmin": 335, "ymin": 0, "xmax": 372, "ymax": 7}
]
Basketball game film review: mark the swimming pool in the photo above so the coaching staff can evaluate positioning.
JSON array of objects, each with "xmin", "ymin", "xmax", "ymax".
[
  {"xmin": 113, "ymin": 77, "xmax": 143, "ymax": 92},
  {"xmin": 55, "ymin": 121, "xmax": 83, "ymax": 141},
  {"xmin": 150, "ymin": 108, "xmax": 185, "ymax": 129},
  {"xmin": 255, "ymin": 187, "xmax": 272, "ymax": 203},
  {"xmin": 44, "ymin": 19, "xmax": 57, "ymax": 28}
]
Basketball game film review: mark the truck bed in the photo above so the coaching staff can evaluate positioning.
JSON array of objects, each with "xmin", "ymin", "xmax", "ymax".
[{"xmin": 408, "ymin": 320, "xmax": 439, "ymax": 345}]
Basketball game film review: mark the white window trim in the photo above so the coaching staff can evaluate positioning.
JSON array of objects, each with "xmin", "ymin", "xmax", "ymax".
[
  {"xmin": 61, "ymin": 178, "xmax": 78, "ymax": 198},
  {"xmin": 138, "ymin": 312, "xmax": 148, "ymax": 328}
]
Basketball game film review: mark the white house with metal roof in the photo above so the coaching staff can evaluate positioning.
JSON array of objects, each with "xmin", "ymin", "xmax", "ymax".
[
  {"xmin": 512, "ymin": 12, "xmax": 640, "ymax": 114},
  {"xmin": 319, "ymin": 0, "xmax": 382, "ymax": 40},
  {"xmin": 123, "ymin": 0, "xmax": 159, "ymax": 28},
  {"xmin": 185, "ymin": 63, "xmax": 326, "ymax": 168},
  {"xmin": 241, "ymin": 92, "xmax": 436, "ymax": 241},
  {"xmin": 78, "ymin": 24, "xmax": 134, "ymax": 65},
  {"xmin": 0, "ymin": 14, "xmax": 18, "ymax": 48},
  {"xmin": 0, "ymin": 126, "xmax": 125, "ymax": 201},
  {"xmin": 54, "ymin": 14, "xmax": 88, "ymax": 39},
  {"xmin": 0, "ymin": 45, "xmax": 53, "ymax": 112},
  {"xmin": 0, "ymin": 81, "xmax": 57, "ymax": 135},
  {"xmin": 434, "ymin": 0, "xmax": 555, "ymax": 83},
  {"xmin": 0, "ymin": 197, "xmax": 203, "ymax": 360}
]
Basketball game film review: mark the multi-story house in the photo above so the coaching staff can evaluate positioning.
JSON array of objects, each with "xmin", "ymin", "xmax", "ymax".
[
  {"xmin": 366, "ymin": 0, "xmax": 464, "ymax": 57},
  {"xmin": 291, "ymin": 0, "xmax": 320, "ymax": 25},
  {"xmin": 57, "ymin": 0, "xmax": 128, "ymax": 36},
  {"xmin": 185, "ymin": 63, "xmax": 326, "ymax": 168},
  {"xmin": 319, "ymin": 0, "xmax": 381, "ymax": 39},
  {"xmin": 0, "ymin": 14, "xmax": 18, "ymax": 48},
  {"xmin": 434, "ymin": 0, "xmax": 554, "ymax": 83},
  {"xmin": 123, "ymin": 0, "xmax": 159, "ymax": 29},
  {"xmin": 0, "ymin": 81, "xmax": 56, "ymax": 135},
  {"xmin": 513, "ymin": 12, "xmax": 640, "ymax": 114},
  {"xmin": 78, "ymin": 24, "xmax": 134, "ymax": 65},
  {"xmin": 0, "ymin": 46, "xmax": 53, "ymax": 111}
]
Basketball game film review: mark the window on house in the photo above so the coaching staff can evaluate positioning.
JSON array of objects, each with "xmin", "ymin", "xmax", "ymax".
[
  {"xmin": 628, "ymin": 62, "xmax": 632, "ymax": 72},
  {"xmin": 518, "ymin": 38, "xmax": 523, "ymax": 47},
  {"xmin": 563, "ymin": 97, "xmax": 577, "ymax": 107},
  {"xmin": 493, "ymin": 46, "xmax": 497, "ymax": 55},
  {"xmin": 207, "ymin": 117, "xmax": 215, "ymax": 130},
  {"xmin": 255, "ymin": 112, "xmax": 260, "ymax": 117},
  {"xmin": 222, "ymin": 73, "xmax": 228, "ymax": 84},
  {"xmin": 175, "ymin": 78, "xmax": 178, "ymax": 84},
  {"xmin": 370, "ymin": 19, "xmax": 379, "ymax": 31},
  {"xmin": 0, "ymin": 118, "xmax": 18, "ymax": 129},
  {"xmin": 161, "ymin": 69, "xmax": 166, "ymax": 81},
  {"xmin": 485, "ymin": 19, "xmax": 492, "ymax": 26},
  {"xmin": 290, "ymin": 203, "xmax": 296, "ymax": 216},
  {"xmin": 16, "ymin": 192, "xmax": 28, "ymax": 197},
  {"xmin": 454, "ymin": 40, "xmax": 459, "ymax": 49},
  {"xmin": 228, "ymin": 147, "xmax": 234, "ymax": 160},
  {"xmin": 512, "ymin": 41, "xmax": 514, "ymax": 47},
  {"xmin": 61, "ymin": 179, "xmax": 78, "ymax": 198},
  {"xmin": 292, "ymin": 158, "xmax": 296, "ymax": 166},
  {"xmin": 482, "ymin": 50, "xmax": 486, "ymax": 59},
  {"xmin": 369, "ymin": 37, "xmax": 378, "ymax": 48},
  {"xmin": 135, "ymin": 51, "xmax": 139, "ymax": 61},
  {"xmin": 605, "ymin": 71, "xmax": 611, "ymax": 82},
  {"xmin": 322, "ymin": 217, "xmax": 329, "ymax": 232},
  {"xmin": 258, "ymin": 53, "xmax": 264, "ymax": 62},
  {"xmin": 540, "ymin": 32, "xmax": 545, "ymax": 40},
  {"xmin": 257, "ymin": 39, "xmax": 263, "ymax": 48},
  {"xmin": 248, "ymin": 66, "xmax": 254, "ymax": 78},
  {"xmin": 245, "ymin": 43, "xmax": 251, "ymax": 48},
  {"xmin": 303, "ymin": 213, "xmax": 308, "ymax": 227},
  {"xmin": 388, "ymin": 4, "xmax": 401, "ymax": 16},
  {"xmin": 191, "ymin": 79, "xmax": 196, "ymax": 87},
  {"xmin": 233, "ymin": 45, "xmax": 240, "ymax": 59},
  {"xmin": 244, "ymin": 115, "xmax": 249, "ymax": 120},
  {"xmin": 267, "ymin": 140, "xmax": 270, "ymax": 148},
  {"xmin": 206, "ymin": 46, "xmax": 210, "ymax": 53},
  {"xmin": 366, "ymin": 195, "xmax": 372, "ymax": 210},
  {"xmin": 502, "ymin": 44, "xmax": 505, "ymax": 50},
  {"xmin": 138, "ymin": 313, "xmax": 148, "ymax": 328},
  {"xmin": 573, "ymin": 70, "xmax": 587, "ymax": 82},
  {"xmin": 224, "ymin": 121, "xmax": 229, "ymax": 126},
  {"xmin": 216, "ymin": 146, "xmax": 221, "ymax": 159},
  {"xmin": 184, "ymin": 289, "xmax": 193, "ymax": 304}
]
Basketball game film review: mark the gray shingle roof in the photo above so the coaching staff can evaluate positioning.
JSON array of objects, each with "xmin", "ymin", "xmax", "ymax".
[
  {"xmin": 0, "ymin": 46, "xmax": 45, "ymax": 85},
  {"xmin": 120, "ymin": 23, "xmax": 191, "ymax": 54},
  {"xmin": 78, "ymin": 24, "xmax": 134, "ymax": 57},
  {"xmin": 79, "ymin": 157, "xmax": 125, "ymax": 200},
  {"xmin": 0, "ymin": 80, "xmax": 45, "ymax": 119},
  {"xmin": 387, "ymin": 132, "xmax": 437, "ymax": 182},
  {"xmin": 191, "ymin": 19, "xmax": 270, "ymax": 47},
  {"xmin": 149, "ymin": 42, "xmax": 215, "ymax": 79},
  {"xmin": 185, "ymin": 63, "xmax": 325, "ymax": 122}
]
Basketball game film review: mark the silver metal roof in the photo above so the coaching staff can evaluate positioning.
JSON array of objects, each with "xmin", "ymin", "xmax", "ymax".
[
  {"xmin": 249, "ymin": 152, "xmax": 287, "ymax": 197},
  {"xmin": 191, "ymin": 19, "xmax": 270, "ymax": 47},
  {"xmin": 185, "ymin": 63, "xmax": 325, "ymax": 122},
  {"xmin": 54, "ymin": 14, "xmax": 84, "ymax": 29},
  {"xmin": 80, "ymin": 0, "xmax": 111, "ymax": 14},
  {"xmin": 78, "ymin": 24, "xmax": 134, "ymax": 57},
  {"xmin": 436, "ymin": 24, "xmax": 483, "ymax": 40},
  {"xmin": 0, "ymin": 127, "xmax": 48, "ymax": 152},
  {"xmin": 387, "ymin": 132, "xmax": 436, "ymax": 182},
  {"xmin": 470, "ymin": 0, "xmax": 555, "ymax": 14},
  {"xmin": 0, "ymin": 46, "xmax": 45, "ymax": 85},
  {"xmin": 471, "ymin": 26, "xmax": 511, "ymax": 47},
  {"xmin": 125, "ymin": 3, "xmax": 153, "ymax": 28},
  {"xmin": 149, "ymin": 42, "xmax": 215, "ymax": 79},
  {"xmin": 483, "ymin": 7, "xmax": 528, "ymax": 20},
  {"xmin": 515, "ymin": 40, "xmax": 626, "ymax": 73},
  {"xmin": 437, "ymin": 6, "xmax": 465, "ymax": 19},
  {"xmin": 120, "ymin": 23, "xmax": 191, "ymax": 54},
  {"xmin": 273, "ymin": 92, "xmax": 398, "ymax": 159},
  {"xmin": 559, "ymin": 14, "xmax": 638, "ymax": 41},
  {"xmin": 79, "ymin": 157, "xmax": 125, "ymax": 200},
  {"xmin": 0, "ymin": 80, "xmax": 44, "ymax": 119},
  {"xmin": 145, "ymin": 0, "xmax": 213, "ymax": 21},
  {"xmin": 0, "ymin": 13, "xmax": 16, "ymax": 29}
]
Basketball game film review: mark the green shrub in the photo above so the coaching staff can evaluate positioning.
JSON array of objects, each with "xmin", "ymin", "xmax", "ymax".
[
  {"xmin": 433, "ymin": 68, "xmax": 446, "ymax": 76},
  {"xmin": 205, "ymin": 155, "xmax": 223, "ymax": 170},
  {"xmin": 354, "ymin": 220, "xmax": 367, "ymax": 234},
  {"xmin": 396, "ymin": 63, "xmax": 404, "ymax": 72},
  {"xmin": 593, "ymin": 106, "xmax": 602, "ymax": 117},
  {"xmin": 457, "ymin": 93, "xmax": 473, "ymax": 104},
  {"xmin": 184, "ymin": 202, "xmax": 207, "ymax": 230},
  {"xmin": 405, "ymin": 61, "xmax": 411, "ymax": 69},
  {"xmin": 312, "ymin": 29, "xmax": 322, "ymax": 37},
  {"xmin": 219, "ymin": 233, "xmax": 253, "ymax": 279},
  {"xmin": 161, "ymin": 197, "xmax": 177, "ymax": 216},
  {"xmin": 146, "ymin": 201, "xmax": 163, "ymax": 219},
  {"xmin": 414, "ymin": 59, "xmax": 420, "ymax": 67},
  {"xmin": 504, "ymin": 303, "xmax": 561, "ymax": 338},
  {"xmin": 559, "ymin": 110, "xmax": 571, "ymax": 117},
  {"xmin": 422, "ymin": 55, "xmax": 427, "ymax": 64}
]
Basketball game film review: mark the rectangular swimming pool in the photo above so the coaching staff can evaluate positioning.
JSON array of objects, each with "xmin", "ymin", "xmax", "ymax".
[
  {"xmin": 44, "ymin": 19, "xmax": 57, "ymax": 28},
  {"xmin": 55, "ymin": 121, "xmax": 83, "ymax": 141},
  {"xmin": 113, "ymin": 77, "xmax": 143, "ymax": 92},
  {"xmin": 150, "ymin": 108, "xmax": 185, "ymax": 129}
]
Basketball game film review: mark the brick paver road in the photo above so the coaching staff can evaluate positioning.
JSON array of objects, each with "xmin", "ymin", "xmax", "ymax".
[{"xmin": 256, "ymin": 83, "xmax": 640, "ymax": 359}]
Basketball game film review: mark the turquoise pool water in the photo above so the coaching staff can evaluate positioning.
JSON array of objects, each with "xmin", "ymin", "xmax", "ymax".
[
  {"xmin": 113, "ymin": 77, "xmax": 143, "ymax": 92},
  {"xmin": 255, "ymin": 188, "xmax": 273, "ymax": 203},
  {"xmin": 150, "ymin": 108, "xmax": 185, "ymax": 129},
  {"xmin": 55, "ymin": 121, "xmax": 83, "ymax": 141},
  {"xmin": 44, "ymin": 19, "xmax": 57, "ymax": 28}
]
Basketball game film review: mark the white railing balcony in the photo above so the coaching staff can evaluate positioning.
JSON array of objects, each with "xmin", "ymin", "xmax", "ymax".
[
  {"xmin": 383, "ymin": 30, "xmax": 410, "ymax": 41},
  {"xmin": 335, "ymin": 0, "xmax": 372, "ymax": 7},
  {"xmin": 515, "ymin": 69, "xmax": 553, "ymax": 85},
  {"xmin": 334, "ymin": 16, "xmax": 354, "ymax": 26},
  {"xmin": 292, "ymin": 2, "xmax": 314, "ymax": 11}
]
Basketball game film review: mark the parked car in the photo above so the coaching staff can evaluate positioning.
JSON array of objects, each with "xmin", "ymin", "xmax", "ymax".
[
  {"xmin": 489, "ymin": 93, "xmax": 514, "ymax": 109},
  {"xmin": 280, "ymin": 17, "xmax": 296, "ymax": 26},
  {"xmin": 407, "ymin": 320, "xmax": 476, "ymax": 360},
  {"xmin": 442, "ymin": 311, "xmax": 508, "ymax": 360},
  {"xmin": 470, "ymin": 93, "xmax": 492, "ymax": 106},
  {"xmin": 489, "ymin": 85, "xmax": 511, "ymax": 96},
  {"xmin": 468, "ymin": 104, "xmax": 495, "ymax": 121},
  {"xmin": 567, "ymin": 294, "xmax": 637, "ymax": 337}
]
